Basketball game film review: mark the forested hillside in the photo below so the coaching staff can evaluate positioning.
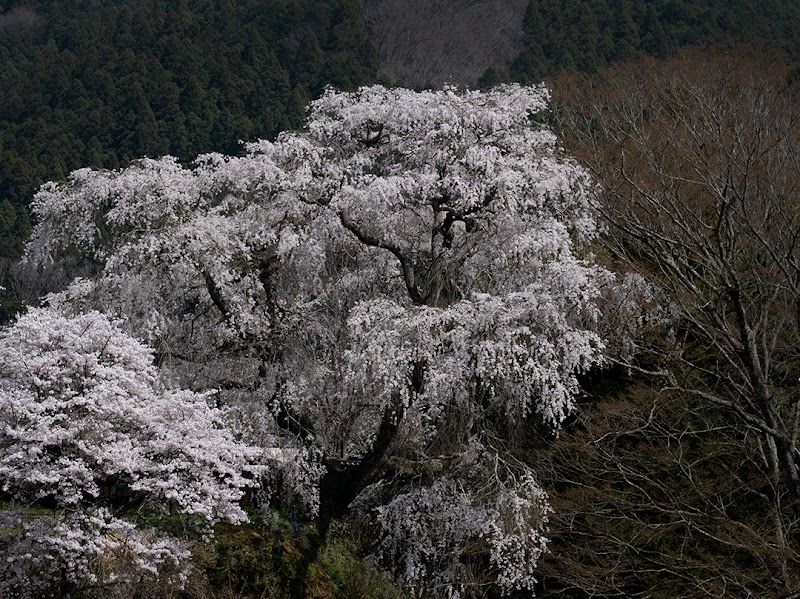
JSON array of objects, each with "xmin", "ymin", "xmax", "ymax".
[
  {"xmin": 2, "ymin": 2, "xmax": 800, "ymax": 598},
  {"xmin": 0, "ymin": 0, "xmax": 375, "ymax": 277},
  {"xmin": 2, "ymin": 0, "xmax": 799, "ymax": 272},
  {"xmin": 359, "ymin": 0, "xmax": 529, "ymax": 88},
  {"xmin": 509, "ymin": 0, "xmax": 800, "ymax": 81},
  {"xmin": 360, "ymin": 0, "xmax": 800, "ymax": 86}
]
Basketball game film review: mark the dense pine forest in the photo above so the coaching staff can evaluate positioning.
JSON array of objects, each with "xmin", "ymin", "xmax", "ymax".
[
  {"xmin": 0, "ymin": 0, "xmax": 376, "ymax": 291},
  {"xmin": 509, "ymin": 0, "xmax": 800, "ymax": 79},
  {"xmin": 1, "ymin": 1, "xmax": 800, "ymax": 598}
]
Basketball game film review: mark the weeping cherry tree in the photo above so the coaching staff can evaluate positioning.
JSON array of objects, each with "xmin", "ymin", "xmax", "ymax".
[{"xmin": 21, "ymin": 84, "xmax": 628, "ymax": 596}]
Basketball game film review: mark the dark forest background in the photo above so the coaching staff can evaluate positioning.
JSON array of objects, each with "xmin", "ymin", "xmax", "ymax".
[
  {"xmin": 0, "ymin": 0, "xmax": 376, "ymax": 267},
  {"xmin": 1, "ymin": 0, "xmax": 798, "ymax": 274}
]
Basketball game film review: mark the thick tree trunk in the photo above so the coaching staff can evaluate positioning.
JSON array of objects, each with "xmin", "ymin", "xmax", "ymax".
[{"xmin": 317, "ymin": 392, "xmax": 405, "ymax": 536}]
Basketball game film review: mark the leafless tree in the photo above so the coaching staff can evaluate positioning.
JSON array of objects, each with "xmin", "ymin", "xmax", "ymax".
[
  {"xmin": 529, "ymin": 383, "xmax": 799, "ymax": 598},
  {"xmin": 358, "ymin": 0, "xmax": 528, "ymax": 87},
  {"xmin": 0, "ymin": 8, "xmax": 42, "ymax": 40},
  {"xmin": 543, "ymin": 46, "xmax": 800, "ymax": 597}
]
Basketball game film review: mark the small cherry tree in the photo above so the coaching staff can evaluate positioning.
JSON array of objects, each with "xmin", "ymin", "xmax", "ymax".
[
  {"xmin": 23, "ymin": 84, "xmax": 621, "ymax": 596},
  {"xmin": 0, "ymin": 306, "xmax": 262, "ymax": 597}
]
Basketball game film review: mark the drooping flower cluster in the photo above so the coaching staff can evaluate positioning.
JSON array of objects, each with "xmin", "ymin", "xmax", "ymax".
[
  {"xmin": 372, "ymin": 441, "xmax": 551, "ymax": 596},
  {"xmin": 0, "ymin": 307, "xmax": 264, "ymax": 594},
  {"xmin": 0, "ymin": 508, "xmax": 191, "ymax": 599},
  {"xmin": 0, "ymin": 307, "xmax": 262, "ymax": 522}
]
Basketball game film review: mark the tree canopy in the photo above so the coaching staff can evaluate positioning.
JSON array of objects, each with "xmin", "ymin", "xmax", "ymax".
[
  {"xmin": 19, "ymin": 83, "xmax": 637, "ymax": 597},
  {"xmin": 0, "ymin": 305, "xmax": 263, "ymax": 597},
  {"xmin": 5, "ymin": 2, "xmax": 800, "ymax": 596}
]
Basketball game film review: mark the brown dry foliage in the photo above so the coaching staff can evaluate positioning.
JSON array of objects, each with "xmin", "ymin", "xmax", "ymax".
[{"xmin": 529, "ymin": 45, "xmax": 800, "ymax": 598}]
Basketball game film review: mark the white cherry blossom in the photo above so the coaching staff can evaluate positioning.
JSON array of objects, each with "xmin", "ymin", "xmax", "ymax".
[{"xmin": 21, "ymin": 84, "xmax": 630, "ymax": 596}]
